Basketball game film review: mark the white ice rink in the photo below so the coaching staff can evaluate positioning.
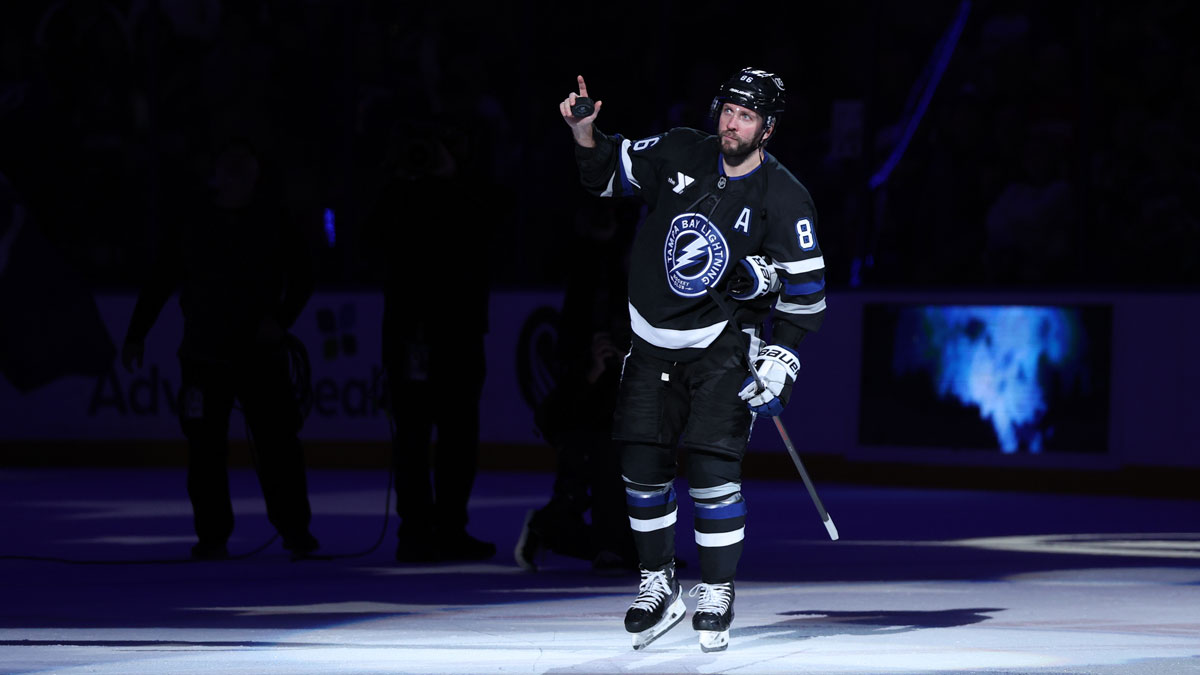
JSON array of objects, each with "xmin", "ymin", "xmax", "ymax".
[{"xmin": 2, "ymin": 468, "xmax": 1199, "ymax": 674}]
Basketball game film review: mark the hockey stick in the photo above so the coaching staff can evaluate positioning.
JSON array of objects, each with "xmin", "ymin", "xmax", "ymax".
[
  {"xmin": 704, "ymin": 285, "xmax": 839, "ymax": 541},
  {"xmin": 769, "ymin": 415, "xmax": 839, "ymax": 540}
]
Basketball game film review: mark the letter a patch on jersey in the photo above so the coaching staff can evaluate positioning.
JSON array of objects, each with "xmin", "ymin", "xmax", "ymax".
[
  {"xmin": 733, "ymin": 207, "xmax": 753, "ymax": 234},
  {"xmin": 672, "ymin": 172, "xmax": 695, "ymax": 194}
]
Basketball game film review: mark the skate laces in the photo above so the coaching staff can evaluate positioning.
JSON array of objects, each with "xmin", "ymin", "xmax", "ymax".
[
  {"xmin": 688, "ymin": 582, "xmax": 732, "ymax": 615},
  {"xmin": 630, "ymin": 568, "xmax": 674, "ymax": 611}
]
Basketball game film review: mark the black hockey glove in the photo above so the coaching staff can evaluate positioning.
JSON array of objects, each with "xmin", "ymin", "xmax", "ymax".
[{"xmin": 728, "ymin": 255, "xmax": 781, "ymax": 301}]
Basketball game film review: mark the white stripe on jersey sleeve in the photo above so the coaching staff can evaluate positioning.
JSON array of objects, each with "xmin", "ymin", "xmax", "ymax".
[
  {"xmin": 775, "ymin": 256, "xmax": 825, "ymax": 274},
  {"xmin": 619, "ymin": 138, "xmax": 641, "ymax": 190},
  {"xmin": 775, "ymin": 297, "xmax": 827, "ymax": 315},
  {"xmin": 630, "ymin": 302, "xmax": 726, "ymax": 350},
  {"xmin": 599, "ymin": 138, "xmax": 640, "ymax": 197}
]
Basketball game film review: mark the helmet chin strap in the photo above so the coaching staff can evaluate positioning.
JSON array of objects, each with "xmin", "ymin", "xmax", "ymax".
[{"xmin": 756, "ymin": 123, "xmax": 774, "ymax": 151}]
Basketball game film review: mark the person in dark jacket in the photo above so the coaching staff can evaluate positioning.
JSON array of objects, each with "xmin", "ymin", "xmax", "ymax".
[
  {"xmin": 364, "ymin": 118, "xmax": 498, "ymax": 563},
  {"xmin": 121, "ymin": 137, "xmax": 318, "ymax": 560}
]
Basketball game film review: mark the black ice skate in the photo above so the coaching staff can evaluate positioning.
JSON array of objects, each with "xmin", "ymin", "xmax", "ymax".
[
  {"xmin": 689, "ymin": 582, "xmax": 734, "ymax": 652},
  {"xmin": 624, "ymin": 563, "xmax": 686, "ymax": 650}
]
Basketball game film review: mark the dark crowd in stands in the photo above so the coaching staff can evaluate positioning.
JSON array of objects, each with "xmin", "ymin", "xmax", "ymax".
[{"xmin": 1, "ymin": 0, "xmax": 1197, "ymax": 291}]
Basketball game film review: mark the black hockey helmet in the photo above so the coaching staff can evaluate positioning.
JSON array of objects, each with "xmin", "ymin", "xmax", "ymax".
[{"xmin": 709, "ymin": 67, "xmax": 786, "ymax": 131}]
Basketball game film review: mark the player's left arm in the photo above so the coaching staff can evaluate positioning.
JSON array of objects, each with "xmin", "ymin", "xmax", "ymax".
[
  {"xmin": 762, "ymin": 187, "xmax": 826, "ymax": 353},
  {"xmin": 736, "ymin": 182, "xmax": 825, "ymax": 416}
]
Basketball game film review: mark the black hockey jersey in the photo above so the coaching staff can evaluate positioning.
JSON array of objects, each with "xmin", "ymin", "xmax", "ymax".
[{"xmin": 575, "ymin": 127, "xmax": 825, "ymax": 361}]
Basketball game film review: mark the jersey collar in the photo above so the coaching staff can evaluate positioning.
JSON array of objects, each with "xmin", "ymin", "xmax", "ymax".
[{"xmin": 717, "ymin": 152, "xmax": 769, "ymax": 181}]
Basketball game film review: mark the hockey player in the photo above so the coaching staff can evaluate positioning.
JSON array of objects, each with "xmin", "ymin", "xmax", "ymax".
[{"xmin": 559, "ymin": 68, "xmax": 825, "ymax": 652}]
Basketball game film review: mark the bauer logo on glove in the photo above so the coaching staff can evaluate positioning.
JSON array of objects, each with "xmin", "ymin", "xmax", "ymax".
[
  {"xmin": 738, "ymin": 344, "xmax": 800, "ymax": 416},
  {"xmin": 728, "ymin": 255, "xmax": 781, "ymax": 301}
]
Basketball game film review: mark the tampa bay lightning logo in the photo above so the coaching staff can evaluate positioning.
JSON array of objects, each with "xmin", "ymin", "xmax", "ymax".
[{"xmin": 663, "ymin": 213, "xmax": 729, "ymax": 297}]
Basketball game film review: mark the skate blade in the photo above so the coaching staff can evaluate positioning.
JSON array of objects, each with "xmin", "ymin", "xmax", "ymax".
[
  {"xmin": 698, "ymin": 629, "xmax": 729, "ymax": 653},
  {"xmin": 631, "ymin": 596, "xmax": 686, "ymax": 650}
]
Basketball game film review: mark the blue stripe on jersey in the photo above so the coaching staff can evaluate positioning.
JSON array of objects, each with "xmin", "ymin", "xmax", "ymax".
[
  {"xmin": 695, "ymin": 499, "xmax": 748, "ymax": 520},
  {"xmin": 784, "ymin": 278, "xmax": 826, "ymax": 296},
  {"xmin": 626, "ymin": 485, "xmax": 676, "ymax": 508}
]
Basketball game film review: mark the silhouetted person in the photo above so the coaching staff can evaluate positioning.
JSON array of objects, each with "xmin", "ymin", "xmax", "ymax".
[
  {"xmin": 365, "ymin": 119, "xmax": 496, "ymax": 563},
  {"xmin": 516, "ymin": 195, "xmax": 638, "ymax": 575},
  {"xmin": 121, "ymin": 137, "xmax": 318, "ymax": 560}
]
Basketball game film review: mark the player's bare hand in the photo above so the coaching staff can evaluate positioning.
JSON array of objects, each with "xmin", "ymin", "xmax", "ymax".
[{"xmin": 560, "ymin": 75, "xmax": 601, "ymax": 147}]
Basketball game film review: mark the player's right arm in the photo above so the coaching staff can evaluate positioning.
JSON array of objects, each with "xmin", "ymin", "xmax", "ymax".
[
  {"xmin": 563, "ymin": 75, "xmax": 671, "ymax": 202},
  {"xmin": 562, "ymin": 73, "xmax": 624, "ymax": 197},
  {"xmin": 560, "ymin": 74, "xmax": 602, "ymax": 148}
]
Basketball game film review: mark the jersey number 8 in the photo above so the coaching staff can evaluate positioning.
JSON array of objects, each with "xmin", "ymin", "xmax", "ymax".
[{"xmin": 795, "ymin": 218, "xmax": 816, "ymax": 250}]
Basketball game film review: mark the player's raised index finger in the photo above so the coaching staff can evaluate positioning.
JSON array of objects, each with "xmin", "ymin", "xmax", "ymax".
[{"xmin": 577, "ymin": 75, "xmax": 588, "ymax": 97}]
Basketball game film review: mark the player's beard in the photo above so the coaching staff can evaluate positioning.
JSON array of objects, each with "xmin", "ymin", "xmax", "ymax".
[{"xmin": 720, "ymin": 131, "xmax": 760, "ymax": 167}]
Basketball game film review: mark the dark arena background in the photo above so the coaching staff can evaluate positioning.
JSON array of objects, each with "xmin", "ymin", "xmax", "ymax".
[{"xmin": 2, "ymin": 2, "xmax": 1199, "ymax": 673}]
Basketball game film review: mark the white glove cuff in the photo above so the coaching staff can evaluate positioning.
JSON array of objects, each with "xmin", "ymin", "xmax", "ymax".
[{"xmin": 756, "ymin": 345, "xmax": 800, "ymax": 381}]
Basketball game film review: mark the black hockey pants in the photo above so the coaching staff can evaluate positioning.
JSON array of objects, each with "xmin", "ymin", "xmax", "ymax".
[{"xmin": 612, "ymin": 337, "xmax": 753, "ymax": 584}]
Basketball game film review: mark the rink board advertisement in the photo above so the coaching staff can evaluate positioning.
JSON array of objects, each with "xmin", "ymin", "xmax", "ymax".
[
  {"xmin": 2, "ymin": 289, "xmax": 1200, "ymax": 470},
  {"xmin": 0, "ymin": 290, "xmax": 562, "ymax": 446}
]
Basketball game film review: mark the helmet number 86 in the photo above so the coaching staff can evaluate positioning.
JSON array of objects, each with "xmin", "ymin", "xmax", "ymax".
[{"xmin": 795, "ymin": 218, "xmax": 816, "ymax": 250}]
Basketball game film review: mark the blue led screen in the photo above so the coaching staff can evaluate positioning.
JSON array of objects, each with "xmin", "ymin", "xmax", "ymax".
[{"xmin": 859, "ymin": 304, "xmax": 1112, "ymax": 454}]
